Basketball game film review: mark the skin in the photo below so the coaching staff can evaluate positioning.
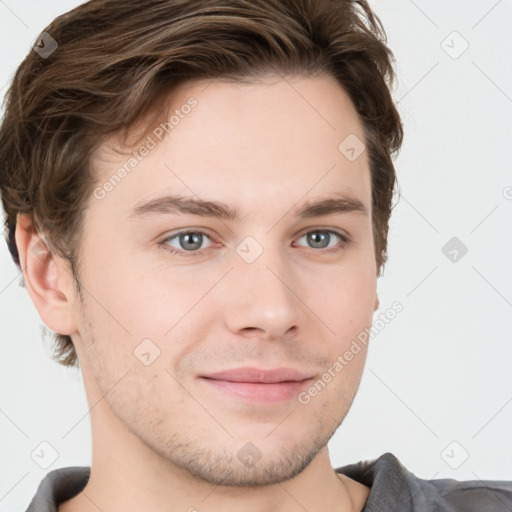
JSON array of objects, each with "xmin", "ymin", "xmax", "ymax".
[{"xmin": 16, "ymin": 72, "xmax": 379, "ymax": 512}]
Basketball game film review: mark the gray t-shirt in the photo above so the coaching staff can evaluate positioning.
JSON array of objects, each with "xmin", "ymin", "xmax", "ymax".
[{"xmin": 25, "ymin": 452, "xmax": 512, "ymax": 511}]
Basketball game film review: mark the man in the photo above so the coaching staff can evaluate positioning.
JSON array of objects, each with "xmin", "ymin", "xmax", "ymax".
[{"xmin": 0, "ymin": 0, "xmax": 510, "ymax": 511}]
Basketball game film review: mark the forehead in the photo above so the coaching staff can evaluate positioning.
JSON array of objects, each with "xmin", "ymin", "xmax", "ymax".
[{"xmin": 90, "ymin": 73, "xmax": 371, "ymax": 218}]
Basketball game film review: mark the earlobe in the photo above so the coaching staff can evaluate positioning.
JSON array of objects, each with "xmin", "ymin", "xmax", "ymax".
[
  {"xmin": 15, "ymin": 213, "xmax": 78, "ymax": 336},
  {"xmin": 374, "ymin": 294, "xmax": 379, "ymax": 311}
]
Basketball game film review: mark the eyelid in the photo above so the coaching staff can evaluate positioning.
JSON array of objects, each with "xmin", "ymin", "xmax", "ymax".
[{"xmin": 295, "ymin": 225, "xmax": 351, "ymax": 241}]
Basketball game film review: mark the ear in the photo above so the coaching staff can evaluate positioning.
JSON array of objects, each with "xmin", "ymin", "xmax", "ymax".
[
  {"xmin": 373, "ymin": 294, "xmax": 379, "ymax": 311},
  {"xmin": 15, "ymin": 213, "xmax": 78, "ymax": 336}
]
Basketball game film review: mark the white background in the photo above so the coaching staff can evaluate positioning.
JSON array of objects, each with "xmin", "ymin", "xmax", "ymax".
[{"xmin": 0, "ymin": 0, "xmax": 511, "ymax": 509}]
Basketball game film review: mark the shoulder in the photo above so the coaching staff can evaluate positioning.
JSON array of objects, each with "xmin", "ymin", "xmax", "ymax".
[
  {"xmin": 25, "ymin": 466, "xmax": 90, "ymax": 512},
  {"xmin": 335, "ymin": 452, "xmax": 512, "ymax": 512},
  {"xmin": 428, "ymin": 474, "xmax": 512, "ymax": 512}
]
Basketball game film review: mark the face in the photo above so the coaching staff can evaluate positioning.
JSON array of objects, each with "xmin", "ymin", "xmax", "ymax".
[{"xmin": 70, "ymin": 73, "xmax": 378, "ymax": 486}]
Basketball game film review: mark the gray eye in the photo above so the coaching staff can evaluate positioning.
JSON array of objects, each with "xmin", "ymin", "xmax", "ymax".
[
  {"xmin": 164, "ymin": 231, "xmax": 212, "ymax": 252},
  {"xmin": 297, "ymin": 230, "xmax": 340, "ymax": 249},
  {"xmin": 177, "ymin": 232, "xmax": 204, "ymax": 251}
]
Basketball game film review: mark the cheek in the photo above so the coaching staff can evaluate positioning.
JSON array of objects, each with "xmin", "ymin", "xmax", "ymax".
[
  {"xmin": 313, "ymin": 267, "xmax": 376, "ymax": 334},
  {"xmin": 75, "ymin": 263, "xmax": 210, "ymax": 386},
  {"xmin": 78, "ymin": 241, "xmax": 194, "ymax": 342},
  {"xmin": 314, "ymin": 273, "xmax": 375, "ymax": 391}
]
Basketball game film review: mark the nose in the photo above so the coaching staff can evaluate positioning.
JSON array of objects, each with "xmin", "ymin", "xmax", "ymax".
[{"xmin": 221, "ymin": 245, "xmax": 301, "ymax": 341}]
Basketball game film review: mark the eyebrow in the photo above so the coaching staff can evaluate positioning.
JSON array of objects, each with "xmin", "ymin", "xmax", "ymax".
[{"xmin": 128, "ymin": 192, "xmax": 368, "ymax": 220}]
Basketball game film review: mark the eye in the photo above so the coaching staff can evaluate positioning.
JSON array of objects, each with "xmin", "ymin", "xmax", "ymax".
[
  {"xmin": 160, "ymin": 230, "xmax": 215, "ymax": 257},
  {"xmin": 293, "ymin": 229, "xmax": 351, "ymax": 253},
  {"xmin": 159, "ymin": 228, "xmax": 351, "ymax": 258}
]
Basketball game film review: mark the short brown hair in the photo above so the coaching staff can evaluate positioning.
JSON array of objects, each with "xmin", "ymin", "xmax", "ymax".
[{"xmin": 0, "ymin": 0, "xmax": 403, "ymax": 368}]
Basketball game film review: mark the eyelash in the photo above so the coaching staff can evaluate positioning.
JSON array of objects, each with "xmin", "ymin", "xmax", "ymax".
[{"xmin": 159, "ymin": 228, "xmax": 352, "ymax": 258}]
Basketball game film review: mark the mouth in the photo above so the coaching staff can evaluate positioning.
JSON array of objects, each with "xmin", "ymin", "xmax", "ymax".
[{"xmin": 198, "ymin": 367, "xmax": 314, "ymax": 403}]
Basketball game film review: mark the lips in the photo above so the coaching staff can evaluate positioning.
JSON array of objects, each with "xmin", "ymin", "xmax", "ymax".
[
  {"xmin": 198, "ymin": 367, "xmax": 314, "ymax": 403},
  {"xmin": 200, "ymin": 366, "xmax": 313, "ymax": 384}
]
